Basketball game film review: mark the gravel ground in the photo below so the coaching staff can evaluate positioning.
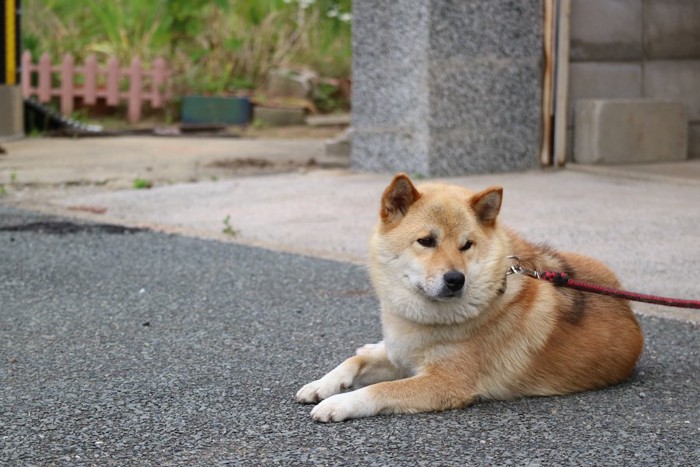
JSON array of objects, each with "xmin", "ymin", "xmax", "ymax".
[{"xmin": 1, "ymin": 207, "xmax": 698, "ymax": 466}]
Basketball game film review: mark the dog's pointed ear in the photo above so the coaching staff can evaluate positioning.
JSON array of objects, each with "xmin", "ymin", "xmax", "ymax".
[
  {"xmin": 470, "ymin": 186, "xmax": 503, "ymax": 226},
  {"xmin": 380, "ymin": 173, "xmax": 421, "ymax": 224}
]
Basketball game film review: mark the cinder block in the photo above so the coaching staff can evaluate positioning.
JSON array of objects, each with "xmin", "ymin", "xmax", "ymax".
[
  {"xmin": 267, "ymin": 69, "xmax": 317, "ymax": 99},
  {"xmin": 351, "ymin": 130, "xmax": 430, "ymax": 175},
  {"xmin": 426, "ymin": 57, "xmax": 542, "ymax": 175},
  {"xmin": 352, "ymin": 0, "xmax": 543, "ymax": 175},
  {"xmin": 253, "ymin": 107, "xmax": 306, "ymax": 127},
  {"xmin": 643, "ymin": 0, "xmax": 700, "ymax": 59},
  {"xmin": 570, "ymin": 0, "xmax": 643, "ymax": 61},
  {"xmin": 574, "ymin": 99, "xmax": 688, "ymax": 164},
  {"xmin": 429, "ymin": 124, "xmax": 540, "ymax": 175},
  {"xmin": 352, "ymin": 0, "xmax": 428, "ymax": 70},
  {"xmin": 352, "ymin": 0, "xmax": 428, "ymax": 129},
  {"xmin": 428, "ymin": 58, "xmax": 541, "ymax": 131},
  {"xmin": 352, "ymin": 61, "xmax": 427, "ymax": 129},
  {"xmin": 568, "ymin": 62, "xmax": 642, "ymax": 123},
  {"xmin": 429, "ymin": 0, "xmax": 542, "ymax": 60},
  {"xmin": 643, "ymin": 60, "xmax": 700, "ymax": 121}
]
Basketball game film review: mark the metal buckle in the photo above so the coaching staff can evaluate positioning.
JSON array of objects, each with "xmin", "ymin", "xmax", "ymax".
[{"xmin": 506, "ymin": 255, "xmax": 540, "ymax": 279}]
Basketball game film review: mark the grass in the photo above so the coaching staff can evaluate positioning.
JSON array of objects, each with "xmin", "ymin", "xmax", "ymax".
[
  {"xmin": 23, "ymin": 0, "xmax": 352, "ymax": 97},
  {"xmin": 133, "ymin": 178, "xmax": 153, "ymax": 189},
  {"xmin": 222, "ymin": 215, "xmax": 237, "ymax": 236}
]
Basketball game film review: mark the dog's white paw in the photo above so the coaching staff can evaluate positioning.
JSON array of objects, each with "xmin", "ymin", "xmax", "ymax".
[
  {"xmin": 310, "ymin": 391, "xmax": 374, "ymax": 423},
  {"xmin": 296, "ymin": 380, "xmax": 329, "ymax": 404},
  {"xmin": 296, "ymin": 365, "xmax": 356, "ymax": 403}
]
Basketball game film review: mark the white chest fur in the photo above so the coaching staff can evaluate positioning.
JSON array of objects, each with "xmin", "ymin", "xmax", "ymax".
[{"xmin": 381, "ymin": 308, "xmax": 477, "ymax": 377}]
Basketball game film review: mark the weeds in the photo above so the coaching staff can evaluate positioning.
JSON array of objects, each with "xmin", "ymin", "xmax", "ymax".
[
  {"xmin": 251, "ymin": 118, "xmax": 267, "ymax": 130},
  {"xmin": 24, "ymin": 0, "xmax": 352, "ymax": 96},
  {"xmin": 222, "ymin": 215, "xmax": 237, "ymax": 236},
  {"xmin": 133, "ymin": 178, "xmax": 153, "ymax": 189},
  {"xmin": 314, "ymin": 81, "xmax": 344, "ymax": 113}
]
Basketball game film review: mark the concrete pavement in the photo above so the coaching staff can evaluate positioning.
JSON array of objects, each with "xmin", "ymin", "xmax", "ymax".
[
  {"xmin": 1, "ymin": 136, "xmax": 699, "ymax": 321},
  {"xmin": 0, "ymin": 136, "xmax": 343, "ymax": 188}
]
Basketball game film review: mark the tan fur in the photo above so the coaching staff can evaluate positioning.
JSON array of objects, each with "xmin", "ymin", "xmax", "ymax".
[{"xmin": 297, "ymin": 173, "xmax": 643, "ymax": 422}]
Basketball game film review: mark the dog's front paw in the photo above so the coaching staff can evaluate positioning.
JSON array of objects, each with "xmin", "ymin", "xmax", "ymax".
[
  {"xmin": 296, "ymin": 377, "xmax": 349, "ymax": 403},
  {"xmin": 310, "ymin": 391, "xmax": 374, "ymax": 422},
  {"xmin": 296, "ymin": 380, "xmax": 328, "ymax": 404},
  {"xmin": 296, "ymin": 365, "xmax": 357, "ymax": 404}
]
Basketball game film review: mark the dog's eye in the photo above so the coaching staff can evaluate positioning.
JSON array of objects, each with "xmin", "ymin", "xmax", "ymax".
[
  {"xmin": 460, "ymin": 240, "xmax": 473, "ymax": 251},
  {"xmin": 417, "ymin": 236, "xmax": 436, "ymax": 248}
]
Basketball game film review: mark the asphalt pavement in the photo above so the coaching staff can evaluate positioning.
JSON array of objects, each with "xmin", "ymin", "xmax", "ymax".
[
  {"xmin": 1, "ymin": 206, "xmax": 698, "ymax": 466},
  {"xmin": 1, "ymin": 136, "xmax": 700, "ymax": 464}
]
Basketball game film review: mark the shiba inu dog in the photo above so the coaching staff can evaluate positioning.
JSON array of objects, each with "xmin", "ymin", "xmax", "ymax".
[{"xmin": 296, "ymin": 173, "xmax": 643, "ymax": 422}]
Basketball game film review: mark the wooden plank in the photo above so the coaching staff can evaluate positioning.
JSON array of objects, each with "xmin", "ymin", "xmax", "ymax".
[
  {"xmin": 60, "ymin": 53, "xmax": 74, "ymax": 116},
  {"xmin": 553, "ymin": 0, "xmax": 572, "ymax": 166},
  {"xmin": 84, "ymin": 54, "xmax": 97, "ymax": 105},
  {"xmin": 540, "ymin": 0, "xmax": 555, "ymax": 166}
]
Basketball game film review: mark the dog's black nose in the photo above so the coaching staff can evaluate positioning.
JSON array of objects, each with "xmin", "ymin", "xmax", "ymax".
[{"xmin": 443, "ymin": 271, "xmax": 465, "ymax": 292}]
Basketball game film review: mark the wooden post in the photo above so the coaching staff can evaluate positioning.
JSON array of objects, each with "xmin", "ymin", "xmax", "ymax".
[
  {"xmin": 84, "ymin": 54, "xmax": 97, "ymax": 105},
  {"xmin": 553, "ymin": 0, "xmax": 571, "ymax": 167},
  {"xmin": 60, "ymin": 53, "xmax": 74, "ymax": 116},
  {"xmin": 37, "ymin": 52, "xmax": 51, "ymax": 102},
  {"xmin": 106, "ymin": 56, "xmax": 119, "ymax": 106},
  {"xmin": 540, "ymin": 0, "xmax": 555, "ymax": 166},
  {"xmin": 20, "ymin": 50, "xmax": 31, "ymax": 97},
  {"xmin": 127, "ymin": 57, "xmax": 142, "ymax": 123}
]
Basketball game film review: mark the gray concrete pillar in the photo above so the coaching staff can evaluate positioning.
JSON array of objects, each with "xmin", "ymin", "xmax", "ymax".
[
  {"xmin": 0, "ymin": 86, "xmax": 23, "ymax": 140},
  {"xmin": 351, "ymin": 0, "xmax": 543, "ymax": 176}
]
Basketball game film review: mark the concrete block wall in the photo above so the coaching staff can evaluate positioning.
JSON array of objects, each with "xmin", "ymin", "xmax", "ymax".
[
  {"xmin": 352, "ymin": 0, "xmax": 543, "ymax": 176},
  {"xmin": 574, "ymin": 99, "xmax": 688, "ymax": 164},
  {"xmin": 569, "ymin": 0, "xmax": 700, "ymax": 160}
]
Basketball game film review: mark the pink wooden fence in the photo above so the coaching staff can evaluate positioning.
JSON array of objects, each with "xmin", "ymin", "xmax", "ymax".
[{"xmin": 21, "ymin": 51, "xmax": 169, "ymax": 124}]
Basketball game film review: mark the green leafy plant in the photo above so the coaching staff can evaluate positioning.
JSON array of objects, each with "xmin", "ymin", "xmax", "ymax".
[
  {"xmin": 251, "ymin": 118, "xmax": 267, "ymax": 130},
  {"xmin": 313, "ymin": 81, "xmax": 349, "ymax": 113},
  {"xmin": 222, "ymin": 215, "xmax": 237, "ymax": 236},
  {"xmin": 133, "ymin": 178, "xmax": 153, "ymax": 189},
  {"xmin": 24, "ymin": 0, "xmax": 352, "ymax": 98},
  {"xmin": 70, "ymin": 109, "xmax": 91, "ymax": 123}
]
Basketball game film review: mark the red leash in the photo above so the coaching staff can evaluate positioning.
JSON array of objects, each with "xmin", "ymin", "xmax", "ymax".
[{"xmin": 508, "ymin": 261, "xmax": 700, "ymax": 309}]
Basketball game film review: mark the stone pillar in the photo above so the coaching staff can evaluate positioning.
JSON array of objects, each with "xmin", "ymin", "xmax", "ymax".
[
  {"xmin": 352, "ymin": 0, "xmax": 543, "ymax": 176},
  {"xmin": 0, "ymin": 86, "xmax": 23, "ymax": 140}
]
